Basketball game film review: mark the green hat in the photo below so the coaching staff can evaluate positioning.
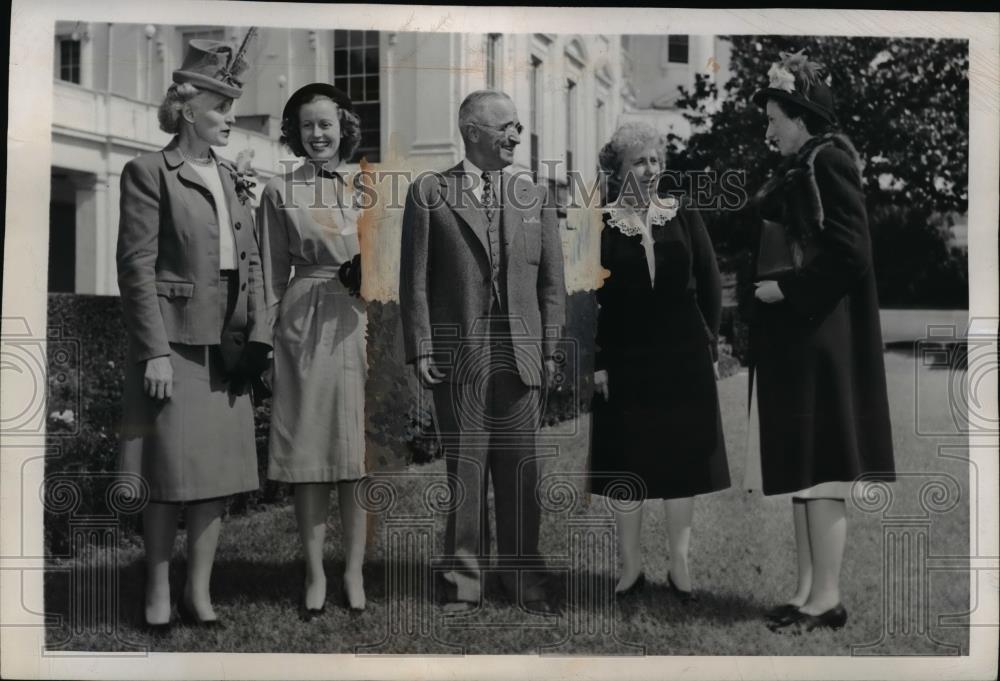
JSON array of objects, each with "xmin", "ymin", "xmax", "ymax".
[{"xmin": 172, "ymin": 38, "xmax": 251, "ymax": 99}]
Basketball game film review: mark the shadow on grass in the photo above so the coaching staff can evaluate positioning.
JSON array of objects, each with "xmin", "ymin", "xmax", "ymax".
[{"xmin": 46, "ymin": 553, "xmax": 769, "ymax": 655}]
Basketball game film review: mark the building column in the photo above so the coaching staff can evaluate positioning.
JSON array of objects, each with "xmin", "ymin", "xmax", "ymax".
[
  {"xmin": 408, "ymin": 33, "xmax": 460, "ymax": 165},
  {"xmin": 100, "ymin": 173, "xmax": 119, "ymax": 296},
  {"xmin": 73, "ymin": 172, "xmax": 115, "ymax": 296},
  {"xmin": 70, "ymin": 174, "xmax": 98, "ymax": 295}
]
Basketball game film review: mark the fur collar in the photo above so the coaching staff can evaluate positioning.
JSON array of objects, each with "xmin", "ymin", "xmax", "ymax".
[{"xmin": 756, "ymin": 133, "xmax": 863, "ymax": 232}]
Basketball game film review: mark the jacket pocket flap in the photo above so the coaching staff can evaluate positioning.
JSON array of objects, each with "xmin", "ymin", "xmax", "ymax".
[{"xmin": 155, "ymin": 281, "xmax": 195, "ymax": 298}]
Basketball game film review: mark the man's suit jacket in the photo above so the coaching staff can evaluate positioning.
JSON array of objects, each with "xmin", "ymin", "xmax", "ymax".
[
  {"xmin": 116, "ymin": 137, "xmax": 269, "ymax": 363},
  {"xmin": 399, "ymin": 163, "xmax": 566, "ymax": 387}
]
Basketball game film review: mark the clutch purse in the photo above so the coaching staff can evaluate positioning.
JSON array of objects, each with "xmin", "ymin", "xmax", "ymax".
[
  {"xmin": 756, "ymin": 219, "xmax": 805, "ymax": 280},
  {"xmin": 218, "ymin": 329, "xmax": 248, "ymax": 374}
]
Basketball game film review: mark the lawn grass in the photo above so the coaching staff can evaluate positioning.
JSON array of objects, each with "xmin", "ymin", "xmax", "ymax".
[{"xmin": 45, "ymin": 352, "xmax": 971, "ymax": 655}]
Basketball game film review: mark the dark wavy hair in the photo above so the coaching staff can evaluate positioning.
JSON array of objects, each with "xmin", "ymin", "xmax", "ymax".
[
  {"xmin": 771, "ymin": 97, "xmax": 836, "ymax": 136},
  {"xmin": 279, "ymin": 94, "xmax": 363, "ymax": 161}
]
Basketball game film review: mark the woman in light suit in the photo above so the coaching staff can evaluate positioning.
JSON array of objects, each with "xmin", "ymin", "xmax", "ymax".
[
  {"xmin": 257, "ymin": 84, "xmax": 369, "ymax": 617},
  {"xmin": 117, "ymin": 37, "xmax": 270, "ymax": 631}
]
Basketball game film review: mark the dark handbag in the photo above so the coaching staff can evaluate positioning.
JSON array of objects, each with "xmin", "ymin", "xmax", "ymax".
[
  {"xmin": 755, "ymin": 219, "xmax": 805, "ymax": 280},
  {"xmin": 338, "ymin": 254, "xmax": 362, "ymax": 297},
  {"xmin": 218, "ymin": 329, "xmax": 248, "ymax": 374}
]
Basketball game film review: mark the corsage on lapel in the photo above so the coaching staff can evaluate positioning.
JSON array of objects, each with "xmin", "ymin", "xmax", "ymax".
[
  {"xmin": 228, "ymin": 149, "xmax": 257, "ymax": 205},
  {"xmin": 604, "ymin": 196, "xmax": 679, "ymax": 237}
]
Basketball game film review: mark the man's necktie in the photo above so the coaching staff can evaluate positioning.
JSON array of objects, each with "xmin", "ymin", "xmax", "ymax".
[{"xmin": 481, "ymin": 171, "xmax": 496, "ymax": 223}]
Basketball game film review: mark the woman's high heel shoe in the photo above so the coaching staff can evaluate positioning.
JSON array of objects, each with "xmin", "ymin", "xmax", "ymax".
[
  {"xmin": 795, "ymin": 604, "xmax": 848, "ymax": 632},
  {"xmin": 300, "ymin": 600, "xmax": 326, "ymax": 622},
  {"xmin": 765, "ymin": 603, "xmax": 802, "ymax": 625},
  {"xmin": 342, "ymin": 583, "xmax": 365, "ymax": 614},
  {"xmin": 614, "ymin": 572, "xmax": 646, "ymax": 598},
  {"xmin": 177, "ymin": 598, "xmax": 224, "ymax": 629},
  {"xmin": 139, "ymin": 606, "xmax": 174, "ymax": 637},
  {"xmin": 300, "ymin": 582, "xmax": 327, "ymax": 622},
  {"xmin": 666, "ymin": 572, "xmax": 698, "ymax": 604}
]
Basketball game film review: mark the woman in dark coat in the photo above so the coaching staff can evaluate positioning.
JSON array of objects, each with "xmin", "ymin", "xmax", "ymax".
[
  {"xmin": 589, "ymin": 121, "xmax": 731, "ymax": 600},
  {"xmin": 117, "ymin": 37, "xmax": 270, "ymax": 630},
  {"xmin": 746, "ymin": 52, "xmax": 895, "ymax": 632}
]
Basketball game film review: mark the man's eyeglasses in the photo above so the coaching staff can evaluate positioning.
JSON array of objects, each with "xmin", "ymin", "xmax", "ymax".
[{"xmin": 469, "ymin": 120, "xmax": 524, "ymax": 136}]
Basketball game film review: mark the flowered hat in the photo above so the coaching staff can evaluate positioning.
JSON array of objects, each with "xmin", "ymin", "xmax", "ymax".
[
  {"xmin": 172, "ymin": 29, "xmax": 257, "ymax": 99},
  {"xmin": 751, "ymin": 51, "xmax": 837, "ymax": 125}
]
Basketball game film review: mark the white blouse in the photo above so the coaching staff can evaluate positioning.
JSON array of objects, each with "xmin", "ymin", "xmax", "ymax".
[{"xmin": 187, "ymin": 159, "xmax": 237, "ymax": 270}]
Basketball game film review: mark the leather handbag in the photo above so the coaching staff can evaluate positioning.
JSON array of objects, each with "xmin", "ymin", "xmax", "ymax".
[
  {"xmin": 756, "ymin": 219, "xmax": 805, "ymax": 280},
  {"xmin": 218, "ymin": 329, "xmax": 248, "ymax": 374}
]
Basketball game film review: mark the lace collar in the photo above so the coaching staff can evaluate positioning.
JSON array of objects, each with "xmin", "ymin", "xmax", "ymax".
[{"xmin": 603, "ymin": 196, "xmax": 680, "ymax": 237}]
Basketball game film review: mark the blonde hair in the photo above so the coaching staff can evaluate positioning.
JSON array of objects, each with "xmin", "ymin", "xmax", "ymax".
[
  {"xmin": 157, "ymin": 82, "xmax": 202, "ymax": 134},
  {"xmin": 598, "ymin": 121, "xmax": 667, "ymax": 202}
]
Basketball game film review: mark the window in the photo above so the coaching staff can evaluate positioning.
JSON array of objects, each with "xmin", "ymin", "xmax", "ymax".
[
  {"xmin": 667, "ymin": 35, "xmax": 689, "ymax": 64},
  {"xmin": 529, "ymin": 56, "xmax": 542, "ymax": 179},
  {"xmin": 333, "ymin": 30, "xmax": 381, "ymax": 162},
  {"xmin": 565, "ymin": 79, "xmax": 577, "ymax": 175},
  {"xmin": 58, "ymin": 38, "xmax": 81, "ymax": 84}
]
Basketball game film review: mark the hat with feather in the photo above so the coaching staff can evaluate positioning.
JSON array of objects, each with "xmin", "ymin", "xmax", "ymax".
[
  {"xmin": 751, "ymin": 50, "xmax": 837, "ymax": 125},
  {"xmin": 173, "ymin": 28, "xmax": 258, "ymax": 98}
]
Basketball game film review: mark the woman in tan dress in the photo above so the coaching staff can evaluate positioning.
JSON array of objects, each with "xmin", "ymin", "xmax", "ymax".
[
  {"xmin": 258, "ymin": 84, "xmax": 368, "ymax": 617},
  {"xmin": 117, "ymin": 38, "xmax": 270, "ymax": 630}
]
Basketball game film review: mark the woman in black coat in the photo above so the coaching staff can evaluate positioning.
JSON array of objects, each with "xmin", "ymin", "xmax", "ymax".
[
  {"xmin": 589, "ymin": 121, "xmax": 730, "ymax": 601},
  {"xmin": 747, "ymin": 53, "xmax": 895, "ymax": 632}
]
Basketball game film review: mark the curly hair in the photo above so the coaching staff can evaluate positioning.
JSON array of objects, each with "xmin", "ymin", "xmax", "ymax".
[
  {"xmin": 597, "ymin": 121, "xmax": 667, "ymax": 203},
  {"xmin": 280, "ymin": 94, "xmax": 363, "ymax": 162},
  {"xmin": 157, "ymin": 82, "xmax": 202, "ymax": 134}
]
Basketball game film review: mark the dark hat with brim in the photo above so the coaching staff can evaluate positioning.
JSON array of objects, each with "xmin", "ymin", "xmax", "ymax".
[
  {"xmin": 752, "ymin": 86, "xmax": 837, "ymax": 125},
  {"xmin": 173, "ymin": 39, "xmax": 246, "ymax": 99},
  {"xmin": 282, "ymin": 83, "xmax": 353, "ymax": 122},
  {"xmin": 751, "ymin": 53, "xmax": 837, "ymax": 125}
]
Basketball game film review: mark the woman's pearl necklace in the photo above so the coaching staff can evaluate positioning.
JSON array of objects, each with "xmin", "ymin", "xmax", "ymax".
[{"xmin": 179, "ymin": 148, "xmax": 212, "ymax": 165}]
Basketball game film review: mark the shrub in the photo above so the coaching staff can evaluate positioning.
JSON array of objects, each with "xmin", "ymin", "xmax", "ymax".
[
  {"xmin": 870, "ymin": 206, "xmax": 968, "ymax": 309},
  {"xmin": 43, "ymin": 287, "xmax": 613, "ymax": 551}
]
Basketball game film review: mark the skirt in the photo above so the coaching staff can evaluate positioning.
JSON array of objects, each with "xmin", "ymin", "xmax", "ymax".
[
  {"xmin": 744, "ymin": 376, "xmax": 858, "ymax": 500},
  {"xmin": 267, "ymin": 266, "xmax": 367, "ymax": 483},
  {"xmin": 119, "ymin": 271, "xmax": 260, "ymax": 502},
  {"xmin": 589, "ymin": 342, "xmax": 731, "ymax": 500}
]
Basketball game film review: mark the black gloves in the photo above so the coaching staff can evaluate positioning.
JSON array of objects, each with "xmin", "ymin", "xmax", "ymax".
[{"xmin": 338, "ymin": 254, "xmax": 362, "ymax": 298}]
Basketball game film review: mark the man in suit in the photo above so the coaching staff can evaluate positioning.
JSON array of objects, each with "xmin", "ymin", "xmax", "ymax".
[{"xmin": 400, "ymin": 90, "xmax": 566, "ymax": 614}]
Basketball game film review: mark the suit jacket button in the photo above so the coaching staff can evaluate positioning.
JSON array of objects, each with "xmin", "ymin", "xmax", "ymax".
[
  {"xmin": 240, "ymin": 252, "xmax": 247, "ymax": 260},
  {"xmin": 235, "ymin": 221, "xmax": 242, "ymax": 230}
]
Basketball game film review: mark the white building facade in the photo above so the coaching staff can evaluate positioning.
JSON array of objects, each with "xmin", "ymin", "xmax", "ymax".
[{"xmin": 50, "ymin": 23, "xmax": 721, "ymax": 295}]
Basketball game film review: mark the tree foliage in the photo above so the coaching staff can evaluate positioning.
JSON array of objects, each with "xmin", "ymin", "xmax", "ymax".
[{"xmin": 669, "ymin": 35, "xmax": 969, "ymax": 308}]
